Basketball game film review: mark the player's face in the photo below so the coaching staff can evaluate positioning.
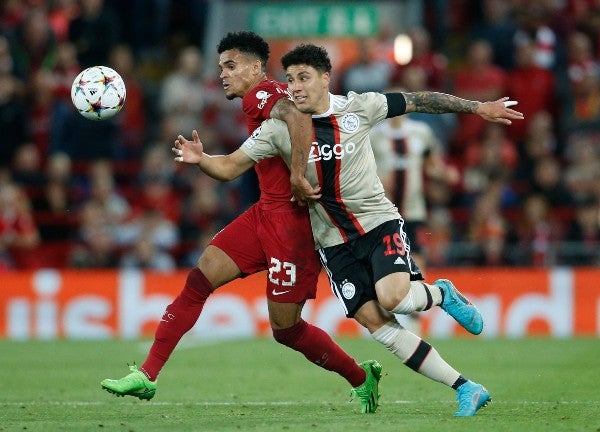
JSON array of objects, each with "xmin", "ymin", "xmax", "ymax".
[
  {"xmin": 285, "ymin": 65, "xmax": 330, "ymax": 115},
  {"xmin": 218, "ymin": 49, "xmax": 262, "ymax": 100}
]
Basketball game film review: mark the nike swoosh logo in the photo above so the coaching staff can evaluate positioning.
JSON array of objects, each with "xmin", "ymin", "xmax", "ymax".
[{"xmin": 272, "ymin": 289, "xmax": 292, "ymax": 296}]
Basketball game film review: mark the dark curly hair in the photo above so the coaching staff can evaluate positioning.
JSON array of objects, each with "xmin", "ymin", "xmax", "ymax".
[
  {"xmin": 217, "ymin": 31, "xmax": 270, "ymax": 68},
  {"xmin": 281, "ymin": 44, "xmax": 332, "ymax": 73}
]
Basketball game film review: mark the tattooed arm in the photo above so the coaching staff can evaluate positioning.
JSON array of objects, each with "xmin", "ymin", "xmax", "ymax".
[
  {"xmin": 270, "ymin": 97, "xmax": 321, "ymax": 204},
  {"xmin": 402, "ymin": 92, "xmax": 524, "ymax": 125}
]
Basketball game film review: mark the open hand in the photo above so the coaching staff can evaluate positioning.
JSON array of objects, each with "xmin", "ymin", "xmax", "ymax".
[
  {"xmin": 172, "ymin": 129, "xmax": 204, "ymax": 164},
  {"xmin": 477, "ymin": 97, "xmax": 524, "ymax": 125}
]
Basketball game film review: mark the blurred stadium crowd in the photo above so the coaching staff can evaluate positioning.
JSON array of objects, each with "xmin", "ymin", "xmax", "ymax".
[{"xmin": 1, "ymin": 0, "xmax": 600, "ymax": 271}]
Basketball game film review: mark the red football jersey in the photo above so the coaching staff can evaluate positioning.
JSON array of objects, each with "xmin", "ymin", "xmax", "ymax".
[{"xmin": 242, "ymin": 80, "xmax": 293, "ymax": 206}]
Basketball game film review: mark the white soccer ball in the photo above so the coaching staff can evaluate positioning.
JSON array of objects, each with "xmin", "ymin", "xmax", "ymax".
[{"xmin": 70, "ymin": 66, "xmax": 126, "ymax": 121}]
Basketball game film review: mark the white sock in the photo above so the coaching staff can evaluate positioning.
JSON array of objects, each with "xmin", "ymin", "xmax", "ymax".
[
  {"xmin": 392, "ymin": 281, "xmax": 443, "ymax": 314},
  {"xmin": 372, "ymin": 320, "xmax": 460, "ymax": 387}
]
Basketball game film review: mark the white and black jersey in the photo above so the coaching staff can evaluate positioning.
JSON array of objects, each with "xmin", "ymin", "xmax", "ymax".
[
  {"xmin": 241, "ymin": 91, "xmax": 405, "ymax": 249},
  {"xmin": 370, "ymin": 117, "xmax": 439, "ymax": 222}
]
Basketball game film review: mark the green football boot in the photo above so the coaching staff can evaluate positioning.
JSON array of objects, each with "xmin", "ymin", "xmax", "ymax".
[
  {"xmin": 350, "ymin": 360, "xmax": 382, "ymax": 413},
  {"xmin": 101, "ymin": 364, "xmax": 156, "ymax": 400}
]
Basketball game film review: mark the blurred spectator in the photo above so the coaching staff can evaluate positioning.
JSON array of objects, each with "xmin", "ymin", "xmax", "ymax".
[
  {"xmin": 109, "ymin": 44, "xmax": 146, "ymax": 160},
  {"xmin": 429, "ymin": 183, "xmax": 457, "ymax": 214},
  {"xmin": 398, "ymin": 65, "xmax": 458, "ymax": 149},
  {"xmin": 68, "ymin": 0, "xmax": 120, "ymax": 67},
  {"xmin": 531, "ymin": 155, "xmax": 574, "ymax": 207},
  {"xmin": 44, "ymin": 41, "xmax": 80, "ymax": 158},
  {"xmin": 0, "ymin": 0, "xmax": 30, "ymax": 35},
  {"xmin": 70, "ymin": 193, "xmax": 119, "ymax": 267},
  {"xmin": 513, "ymin": 3, "xmax": 560, "ymax": 70},
  {"xmin": 10, "ymin": 143, "xmax": 45, "ymax": 188},
  {"xmin": 70, "ymin": 224, "xmax": 118, "ymax": 268},
  {"xmin": 566, "ymin": 31, "xmax": 600, "ymax": 94},
  {"xmin": 452, "ymin": 39, "xmax": 507, "ymax": 146},
  {"xmin": 52, "ymin": 98, "xmax": 120, "ymax": 160},
  {"xmin": 28, "ymin": 70, "xmax": 57, "ymax": 161},
  {"xmin": 391, "ymin": 26, "xmax": 448, "ymax": 91},
  {"xmin": 0, "ymin": 181, "xmax": 40, "ymax": 269},
  {"xmin": 33, "ymin": 179, "xmax": 74, "ymax": 241},
  {"xmin": 134, "ymin": 174, "xmax": 181, "ymax": 223},
  {"xmin": 461, "ymin": 124, "xmax": 518, "ymax": 206},
  {"xmin": 468, "ymin": 0, "xmax": 517, "ymax": 69},
  {"xmin": 181, "ymin": 226, "xmax": 217, "ymax": 268},
  {"xmin": 340, "ymin": 38, "xmax": 393, "ymax": 93},
  {"xmin": 10, "ymin": 6, "xmax": 57, "ymax": 80},
  {"xmin": 159, "ymin": 45, "xmax": 209, "ymax": 141},
  {"xmin": 560, "ymin": 71, "xmax": 600, "ymax": 139},
  {"xmin": 0, "ymin": 35, "xmax": 27, "ymax": 168},
  {"xmin": 568, "ymin": 2, "xmax": 600, "ymax": 58},
  {"xmin": 137, "ymin": 143, "xmax": 175, "ymax": 184},
  {"xmin": 86, "ymin": 159, "xmax": 131, "ymax": 226},
  {"xmin": 558, "ymin": 31, "xmax": 600, "ymax": 139},
  {"xmin": 46, "ymin": 150, "xmax": 73, "ymax": 184},
  {"xmin": 48, "ymin": 0, "xmax": 80, "ymax": 43},
  {"xmin": 76, "ymin": 198, "xmax": 108, "ymax": 242},
  {"xmin": 424, "ymin": 207, "xmax": 455, "ymax": 267},
  {"xmin": 124, "ymin": 0, "xmax": 171, "ymax": 59},
  {"xmin": 506, "ymin": 39, "xmax": 556, "ymax": 143},
  {"xmin": 114, "ymin": 208, "xmax": 179, "ymax": 252},
  {"xmin": 465, "ymin": 190, "xmax": 507, "ymax": 266},
  {"xmin": 50, "ymin": 41, "xmax": 80, "ymax": 102},
  {"xmin": 130, "ymin": 143, "xmax": 181, "ymax": 222},
  {"xmin": 563, "ymin": 134, "xmax": 600, "ymax": 201},
  {"xmin": 513, "ymin": 111, "xmax": 557, "ymax": 189},
  {"xmin": 370, "ymin": 108, "xmax": 460, "ymax": 274},
  {"xmin": 179, "ymin": 173, "xmax": 230, "ymax": 240},
  {"xmin": 508, "ymin": 193, "xmax": 562, "ymax": 266},
  {"xmin": 561, "ymin": 195, "xmax": 600, "ymax": 266},
  {"xmin": 32, "ymin": 152, "xmax": 77, "ymax": 241},
  {"xmin": 120, "ymin": 235, "xmax": 176, "ymax": 272}
]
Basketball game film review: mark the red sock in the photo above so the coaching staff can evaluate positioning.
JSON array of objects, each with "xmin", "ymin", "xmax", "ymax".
[
  {"xmin": 272, "ymin": 319, "xmax": 366, "ymax": 387},
  {"xmin": 141, "ymin": 268, "xmax": 212, "ymax": 381}
]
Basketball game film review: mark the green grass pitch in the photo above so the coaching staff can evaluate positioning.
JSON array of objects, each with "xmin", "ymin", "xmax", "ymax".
[{"xmin": 0, "ymin": 337, "xmax": 598, "ymax": 432}]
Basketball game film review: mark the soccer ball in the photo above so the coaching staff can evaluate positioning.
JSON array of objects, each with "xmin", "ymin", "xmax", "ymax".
[{"xmin": 70, "ymin": 66, "xmax": 126, "ymax": 121}]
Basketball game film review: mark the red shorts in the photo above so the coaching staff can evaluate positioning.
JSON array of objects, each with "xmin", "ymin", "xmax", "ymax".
[{"xmin": 210, "ymin": 202, "xmax": 320, "ymax": 303}]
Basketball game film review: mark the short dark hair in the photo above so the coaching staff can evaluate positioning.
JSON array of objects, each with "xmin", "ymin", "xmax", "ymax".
[
  {"xmin": 217, "ymin": 31, "xmax": 270, "ymax": 66},
  {"xmin": 281, "ymin": 44, "xmax": 332, "ymax": 73}
]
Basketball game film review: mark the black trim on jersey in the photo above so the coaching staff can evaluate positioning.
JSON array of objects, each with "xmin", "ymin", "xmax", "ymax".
[
  {"xmin": 385, "ymin": 93, "xmax": 407, "ymax": 118},
  {"xmin": 392, "ymin": 137, "xmax": 406, "ymax": 206},
  {"xmin": 313, "ymin": 116, "xmax": 362, "ymax": 239}
]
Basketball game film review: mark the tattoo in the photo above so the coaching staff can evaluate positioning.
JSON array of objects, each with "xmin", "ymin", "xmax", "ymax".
[
  {"xmin": 270, "ymin": 98, "xmax": 312, "ymax": 179},
  {"xmin": 269, "ymin": 97, "xmax": 295, "ymax": 120},
  {"xmin": 403, "ymin": 91, "xmax": 479, "ymax": 114}
]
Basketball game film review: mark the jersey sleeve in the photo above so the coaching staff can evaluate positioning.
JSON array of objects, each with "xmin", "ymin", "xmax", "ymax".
[
  {"xmin": 242, "ymin": 81, "xmax": 289, "ymax": 123},
  {"xmin": 240, "ymin": 119, "xmax": 288, "ymax": 162},
  {"xmin": 348, "ymin": 91, "xmax": 391, "ymax": 126}
]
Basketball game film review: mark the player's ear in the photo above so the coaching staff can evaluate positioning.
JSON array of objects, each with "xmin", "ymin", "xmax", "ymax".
[{"xmin": 253, "ymin": 60, "xmax": 263, "ymax": 76}]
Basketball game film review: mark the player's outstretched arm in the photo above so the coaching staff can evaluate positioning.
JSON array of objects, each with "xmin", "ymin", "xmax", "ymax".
[
  {"xmin": 173, "ymin": 130, "xmax": 255, "ymax": 181},
  {"xmin": 402, "ymin": 92, "xmax": 524, "ymax": 125},
  {"xmin": 271, "ymin": 97, "xmax": 321, "ymax": 204}
]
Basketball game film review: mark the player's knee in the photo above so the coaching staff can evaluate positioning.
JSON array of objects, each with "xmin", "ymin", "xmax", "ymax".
[
  {"xmin": 197, "ymin": 245, "xmax": 240, "ymax": 287},
  {"xmin": 376, "ymin": 275, "xmax": 410, "ymax": 311},
  {"xmin": 354, "ymin": 301, "xmax": 396, "ymax": 333}
]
